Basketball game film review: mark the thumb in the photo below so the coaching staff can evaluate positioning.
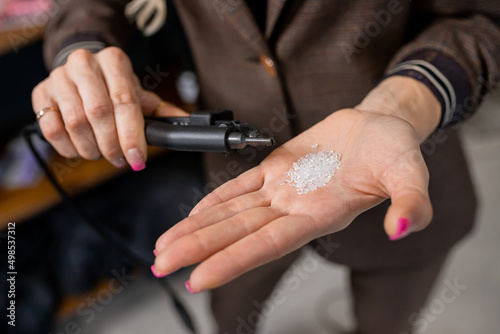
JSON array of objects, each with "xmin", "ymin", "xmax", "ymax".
[
  {"xmin": 384, "ymin": 187, "xmax": 433, "ymax": 241},
  {"xmin": 140, "ymin": 90, "xmax": 189, "ymax": 117}
]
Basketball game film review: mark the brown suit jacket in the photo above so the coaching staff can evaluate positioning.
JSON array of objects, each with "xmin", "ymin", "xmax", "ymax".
[{"xmin": 44, "ymin": 0, "xmax": 500, "ymax": 269}]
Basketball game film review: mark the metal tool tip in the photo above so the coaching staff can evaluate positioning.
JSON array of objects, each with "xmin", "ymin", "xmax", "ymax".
[
  {"xmin": 227, "ymin": 132, "xmax": 275, "ymax": 149},
  {"xmin": 245, "ymin": 137, "xmax": 274, "ymax": 146}
]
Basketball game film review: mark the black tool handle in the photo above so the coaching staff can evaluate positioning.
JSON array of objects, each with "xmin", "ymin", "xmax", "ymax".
[
  {"xmin": 144, "ymin": 119, "xmax": 232, "ymax": 153},
  {"xmin": 31, "ymin": 110, "xmax": 273, "ymax": 153}
]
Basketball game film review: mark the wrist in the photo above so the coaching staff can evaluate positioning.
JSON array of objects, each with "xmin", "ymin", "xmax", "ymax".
[
  {"xmin": 51, "ymin": 35, "xmax": 107, "ymax": 69},
  {"xmin": 356, "ymin": 76, "xmax": 441, "ymax": 142}
]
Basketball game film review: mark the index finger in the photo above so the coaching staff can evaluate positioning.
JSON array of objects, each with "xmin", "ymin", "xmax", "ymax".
[
  {"xmin": 156, "ymin": 191, "xmax": 271, "ymax": 251},
  {"xmin": 187, "ymin": 214, "xmax": 316, "ymax": 292},
  {"xmin": 190, "ymin": 167, "xmax": 265, "ymax": 216},
  {"xmin": 97, "ymin": 48, "xmax": 147, "ymax": 171}
]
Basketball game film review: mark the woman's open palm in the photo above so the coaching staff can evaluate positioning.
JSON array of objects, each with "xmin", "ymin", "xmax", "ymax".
[{"xmin": 153, "ymin": 108, "xmax": 433, "ymax": 292}]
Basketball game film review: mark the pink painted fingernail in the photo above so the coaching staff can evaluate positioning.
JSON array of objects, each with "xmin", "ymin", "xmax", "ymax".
[
  {"xmin": 185, "ymin": 281, "xmax": 200, "ymax": 294},
  {"xmin": 153, "ymin": 249, "xmax": 157, "ymax": 256},
  {"xmin": 151, "ymin": 265, "xmax": 167, "ymax": 278},
  {"xmin": 127, "ymin": 148, "xmax": 146, "ymax": 171},
  {"xmin": 389, "ymin": 217, "xmax": 411, "ymax": 241}
]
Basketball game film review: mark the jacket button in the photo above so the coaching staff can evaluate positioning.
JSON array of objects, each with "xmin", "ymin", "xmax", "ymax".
[{"xmin": 260, "ymin": 54, "xmax": 276, "ymax": 78}]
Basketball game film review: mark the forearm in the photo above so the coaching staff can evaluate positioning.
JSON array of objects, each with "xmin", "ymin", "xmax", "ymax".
[
  {"xmin": 356, "ymin": 76, "xmax": 441, "ymax": 143},
  {"xmin": 44, "ymin": 0, "xmax": 131, "ymax": 69},
  {"xmin": 384, "ymin": 5, "xmax": 500, "ymax": 128}
]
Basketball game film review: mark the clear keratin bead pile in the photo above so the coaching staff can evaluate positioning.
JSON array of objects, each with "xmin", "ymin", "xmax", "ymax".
[{"xmin": 281, "ymin": 150, "xmax": 341, "ymax": 194}]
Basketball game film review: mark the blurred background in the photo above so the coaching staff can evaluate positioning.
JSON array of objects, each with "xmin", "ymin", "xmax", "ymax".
[
  {"xmin": 47, "ymin": 90, "xmax": 500, "ymax": 334},
  {"xmin": 0, "ymin": 1, "xmax": 499, "ymax": 333}
]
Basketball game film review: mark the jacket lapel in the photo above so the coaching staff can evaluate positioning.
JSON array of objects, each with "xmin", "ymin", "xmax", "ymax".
[
  {"xmin": 214, "ymin": 0, "xmax": 269, "ymax": 55},
  {"xmin": 214, "ymin": 0, "xmax": 293, "ymax": 54},
  {"xmin": 266, "ymin": 0, "xmax": 287, "ymax": 37}
]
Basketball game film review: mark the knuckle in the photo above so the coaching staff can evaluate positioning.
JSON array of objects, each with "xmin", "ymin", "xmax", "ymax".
[
  {"xmin": 42, "ymin": 123, "xmax": 65, "ymax": 142},
  {"xmin": 31, "ymin": 81, "xmax": 48, "ymax": 106},
  {"xmin": 48, "ymin": 67, "xmax": 64, "ymax": 81},
  {"xmin": 64, "ymin": 111, "xmax": 86, "ymax": 132},
  {"xmin": 101, "ymin": 46, "xmax": 126, "ymax": 61},
  {"xmin": 111, "ymin": 90, "xmax": 137, "ymax": 106},
  {"xmin": 67, "ymin": 48, "xmax": 92, "ymax": 65},
  {"xmin": 31, "ymin": 81, "xmax": 43, "ymax": 99},
  {"xmin": 86, "ymin": 102, "xmax": 111, "ymax": 119}
]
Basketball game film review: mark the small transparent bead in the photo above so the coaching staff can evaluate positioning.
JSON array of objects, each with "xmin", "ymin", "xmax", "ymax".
[{"xmin": 282, "ymin": 150, "xmax": 341, "ymax": 194}]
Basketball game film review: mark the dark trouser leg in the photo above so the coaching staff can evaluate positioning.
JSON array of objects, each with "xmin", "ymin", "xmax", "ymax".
[
  {"xmin": 211, "ymin": 250, "xmax": 301, "ymax": 334},
  {"xmin": 350, "ymin": 252, "xmax": 449, "ymax": 334}
]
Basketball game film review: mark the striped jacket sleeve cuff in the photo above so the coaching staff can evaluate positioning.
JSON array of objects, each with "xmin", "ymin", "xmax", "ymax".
[
  {"xmin": 52, "ymin": 34, "xmax": 107, "ymax": 69},
  {"xmin": 385, "ymin": 51, "xmax": 471, "ymax": 128}
]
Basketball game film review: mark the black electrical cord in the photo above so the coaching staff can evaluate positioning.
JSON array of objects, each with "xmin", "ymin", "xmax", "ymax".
[{"xmin": 23, "ymin": 124, "xmax": 196, "ymax": 333}]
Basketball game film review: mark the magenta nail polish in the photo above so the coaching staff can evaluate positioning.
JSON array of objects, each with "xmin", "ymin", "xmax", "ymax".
[
  {"xmin": 151, "ymin": 265, "xmax": 166, "ymax": 278},
  {"xmin": 389, "ymin": 217, "xmax": 411, "ymax": 241},
  {"xmin": 185, "ymin": 281, "xmax": 200, "ymax": 294},
  {"xmin": 127, "ymin": 148, "xmax": 146, "ymax": 171}
]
